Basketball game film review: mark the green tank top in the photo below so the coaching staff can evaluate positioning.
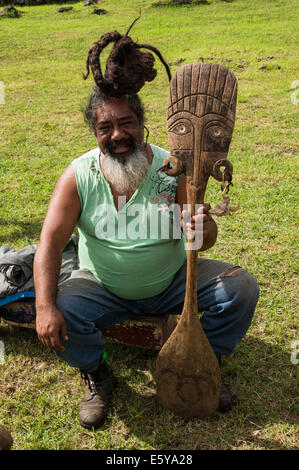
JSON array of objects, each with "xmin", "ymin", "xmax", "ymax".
[{"xmin": 71, "ymin": 144, "xmax": 186, "ymax": 300}]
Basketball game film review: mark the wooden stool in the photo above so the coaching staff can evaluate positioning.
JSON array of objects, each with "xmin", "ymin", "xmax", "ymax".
[{"xmin": 0, "ymin": 299, "xmax": 178, "ymax": 350}]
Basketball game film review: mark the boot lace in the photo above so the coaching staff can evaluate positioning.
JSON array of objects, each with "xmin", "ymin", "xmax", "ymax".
[
  {"xmin": 80, "ymin": 371, "xmax": 98, "ymax": 397},
  {"xmin": 80, "ymin": 364, "xmax": 111, "ymax": 399}
]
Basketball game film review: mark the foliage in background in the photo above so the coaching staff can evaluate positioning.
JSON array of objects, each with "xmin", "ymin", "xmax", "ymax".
[
  {"xmin": 0, "ymin": 0, "xmax": 79, "ymax": 6},
  {"xmin": 0, "ymin": 0, "xmax": 217, "ymax": 7}
]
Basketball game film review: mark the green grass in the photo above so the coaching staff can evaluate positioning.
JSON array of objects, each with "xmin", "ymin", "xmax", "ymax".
[{"xmin": 0, "ymin": 0, "xmax": 298, "ymax": 450}]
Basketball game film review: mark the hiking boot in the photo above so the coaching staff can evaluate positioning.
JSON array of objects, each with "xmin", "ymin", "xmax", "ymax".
[
  {"xmin": 216, "ymin": 354, "xmax": 234, "ymax": 413},
  {"xmin": 218, "ymin": 383, "xmax": 233, "ymax": 412},
  {"xmin": 79, "ymin": 359, "xmax": 116, "ymax": 429}
]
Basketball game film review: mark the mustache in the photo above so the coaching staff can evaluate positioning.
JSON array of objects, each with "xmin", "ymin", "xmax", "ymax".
[{"xmin": 105, "ymin": 138, "xmax": 137, "ymax": 154}]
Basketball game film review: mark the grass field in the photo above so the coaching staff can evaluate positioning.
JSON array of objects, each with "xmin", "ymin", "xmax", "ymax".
[{"xmin": 0, "ymin": 0, "xmax": 298, "ymax": 450}]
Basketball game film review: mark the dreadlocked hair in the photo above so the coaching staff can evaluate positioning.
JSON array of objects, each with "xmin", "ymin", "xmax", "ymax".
[{"xmin": 83, "ymin": 15, "xmax": 171, "ymax": 97}]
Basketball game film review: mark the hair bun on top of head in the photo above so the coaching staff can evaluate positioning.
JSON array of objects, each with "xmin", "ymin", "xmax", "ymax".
[{"xmin": 83, "ymin": 15, "xmax": 171, "ymax": 98}]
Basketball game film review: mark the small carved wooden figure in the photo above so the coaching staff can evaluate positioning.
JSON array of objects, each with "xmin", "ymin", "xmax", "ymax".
[{"xmin": 155, "ymin": 63, "xmax": 238, "ymax": 418}]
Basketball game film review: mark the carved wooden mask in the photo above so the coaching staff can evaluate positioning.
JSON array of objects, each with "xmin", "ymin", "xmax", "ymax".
[{"xmin": 164, "ymin": 63, "xmax": 237, "ymax": 196}]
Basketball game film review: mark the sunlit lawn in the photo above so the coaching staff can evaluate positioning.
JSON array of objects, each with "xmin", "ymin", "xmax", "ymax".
[{"xmin": 0, "ymin": 0, "xmax": 298, "ymax": 450}]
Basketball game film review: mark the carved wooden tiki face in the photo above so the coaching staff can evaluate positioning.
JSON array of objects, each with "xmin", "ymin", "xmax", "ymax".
[{"xmin": 166, "ymin": 63, "xmax": 237, "ymax": 192}]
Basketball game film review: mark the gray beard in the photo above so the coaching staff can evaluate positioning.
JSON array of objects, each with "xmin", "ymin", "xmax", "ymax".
[{"xmin": 102, "ymin": 147, "xmax": 149, "ymax": 195}]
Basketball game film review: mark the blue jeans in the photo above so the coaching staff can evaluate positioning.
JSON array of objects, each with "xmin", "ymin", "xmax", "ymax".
[{"xmin": 55, "ymin": 259, "xmax": 259, "ymax": 372}]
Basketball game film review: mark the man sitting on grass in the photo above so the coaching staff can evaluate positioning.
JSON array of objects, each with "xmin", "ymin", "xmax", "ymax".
[
  {"xmin": 33, "ymin": 86, "xmax": 259, "ymax": 429},
  {"xmin": 34, "ymin": 24, "xmax": 259, "ymax": 429}
]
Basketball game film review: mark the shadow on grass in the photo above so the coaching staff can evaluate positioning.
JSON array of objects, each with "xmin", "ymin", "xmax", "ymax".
[
  {"xmin": 104, "ymin": 338, "xmax": 298, "ymax": 450},
  {"xmin": 1, "ymin": 325, "xmax": 297, "ymax": 450}
]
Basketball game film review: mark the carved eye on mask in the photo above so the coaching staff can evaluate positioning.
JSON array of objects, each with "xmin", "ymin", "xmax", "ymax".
[
  {"xmin": 211, "ymin": 127, "xmax": 224, "ymax": 137},
  {"xmin": 169, "ymin": 119, "xmax": 192, "ymax": 136},
  {"xmin": 203, "ymin": 124, "xmax": 232, "ymax": 152}
]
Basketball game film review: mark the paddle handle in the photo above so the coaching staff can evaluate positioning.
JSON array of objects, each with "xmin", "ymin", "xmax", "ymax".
[{"xmin": 183, "ymin": 174, "xmax": 208, "ymax": 325}]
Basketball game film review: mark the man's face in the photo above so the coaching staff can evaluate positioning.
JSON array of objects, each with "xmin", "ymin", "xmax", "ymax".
[{"xmin": 95, "ymin": 97, "xmax": 144, "ymax": 161}]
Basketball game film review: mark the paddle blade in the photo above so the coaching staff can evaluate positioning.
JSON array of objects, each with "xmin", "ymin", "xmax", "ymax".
[{"xmin": 155, "ymin": 311, "xmax": 221, "ymax": 418}]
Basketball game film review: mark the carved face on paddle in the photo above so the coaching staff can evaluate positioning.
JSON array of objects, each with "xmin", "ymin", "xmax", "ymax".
[{"xmin": 163, "ymin": 63, "xmax": 237, "ymax": 191}]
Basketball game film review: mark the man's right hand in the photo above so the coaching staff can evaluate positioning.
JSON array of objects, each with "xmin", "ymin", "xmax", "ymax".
[{"xmin": 36, "ymin": 306, "xmax": 68, "ymax": 352}]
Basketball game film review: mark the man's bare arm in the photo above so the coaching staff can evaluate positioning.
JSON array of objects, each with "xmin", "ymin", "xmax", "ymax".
[{"xmin": 34, "ymin": 164, "xmax": 81, "ymax": 351}]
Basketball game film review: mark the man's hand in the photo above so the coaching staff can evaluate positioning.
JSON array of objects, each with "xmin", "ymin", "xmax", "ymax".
[
  {"xmin": 36, "ymin": 306, "xmax": 68, "ymax": 352},
  {"xmin": 181, "ymin": 203, "xmax": 218, "ymax": 251},
  {"xmin": 182, "ymin": 203, "xmax": 211, "ymax": 232}
]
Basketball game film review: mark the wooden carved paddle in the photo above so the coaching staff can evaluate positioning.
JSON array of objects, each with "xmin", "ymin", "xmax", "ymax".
[{"xmin": 155, "ymin": 63, "xmax": 237, "ymax": 418}]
